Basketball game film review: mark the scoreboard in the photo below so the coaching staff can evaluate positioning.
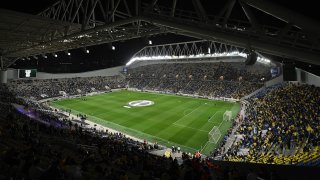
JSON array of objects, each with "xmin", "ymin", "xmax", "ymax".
[
  {"xmin": 270, "ymin": 67, "xmax": 280, "ymax": 77},
  {"xmin": 18, "ymin": 69, "xmax": 37, "ymax": 78}
]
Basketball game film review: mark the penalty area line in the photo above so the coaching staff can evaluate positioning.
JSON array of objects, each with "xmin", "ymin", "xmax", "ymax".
[
  {"xmin": 200, "ymin": 141, "xmax": 209, "ymax": 152},
  {"xmin": 172, "ymin": 123, "xmax": 209, "ymax": 133},
  {"xmin": 174, "ymin": 103, "xmax": 204, "ymax": 125},
  {"xmin": 208, "ymin": 111, "xmax": 224, "ymax": 123}
]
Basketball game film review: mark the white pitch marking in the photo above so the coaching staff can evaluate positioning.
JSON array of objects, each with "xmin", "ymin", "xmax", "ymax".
[{"xmin": 172, "ymin": 123, "xmax": 209, "ymax": 133}]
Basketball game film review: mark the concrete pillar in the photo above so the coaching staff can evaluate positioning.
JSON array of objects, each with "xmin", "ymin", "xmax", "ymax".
[{"xmin": 0, "ymin": 70, "xmax": 7, "ymax": 83}]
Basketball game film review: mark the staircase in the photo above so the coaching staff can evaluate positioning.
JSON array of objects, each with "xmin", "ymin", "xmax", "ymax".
[
  {"xmin": 118, "ymin": 71, "xmax": 127, "ymax": 79},
  {"xmin": 221, "ymin": 122, "xmax": 242, "ymax": 154},
  {"xmin": 240, "ymin": 86, "xmax": 266, "ymax": 100},
  {"xmin": 223, "ymin": 135, "xmax": 236, "ymax": 153}
]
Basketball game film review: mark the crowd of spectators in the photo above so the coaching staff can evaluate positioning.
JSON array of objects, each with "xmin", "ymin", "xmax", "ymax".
[
  {"xmin": 126, "ymin": 62, "xmax": 270, "ymax": 99},
  {"xmin": 2, "ymin": 77, "xmax": 287, "ymax": 179},
  {"xmin": 0, "ymin": 86, "xmax": 237, "ymax": 180},
  {"xmin": 1, "ymin": 61, "xmax": 319, "ymax": 179},
  {"xmin": 7, "ymin": 76, "xmax": 126, "ymax": 100},
  {"xmin": 7, "ymin": 62, "xmax": 270, "ymax": 101},
  {"xmin": 1, "ymin": 94, "xmax": 317, "ymax": 179},
  {"xmin": 220, "ymin": 83, "xmax": 320, "ymax": 165},
  {"xmin": 0, "ymin": 84, "xmax": 17, "ymax": 105}
]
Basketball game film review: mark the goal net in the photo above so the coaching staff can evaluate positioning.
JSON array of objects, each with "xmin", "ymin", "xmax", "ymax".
[
  {"xmin": 223, "ymin": 111, "xmax": 232, "ymax": 122},
  {"xmin": 208, "ymin": 126, "xmax": 221, "ymax": 144}
]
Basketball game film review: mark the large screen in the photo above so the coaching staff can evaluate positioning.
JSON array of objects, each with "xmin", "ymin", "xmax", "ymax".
[
  {"xmin": 270, "ymin": 67, "xmax": 280, "ymax": 77},
  {"xmin": 18, "ymin": 69, "xmax": 37, "ymax": 78},
  {"xmin": 123, "ymin": 67, "xmax": 128, "ymax": 74},
  {"xmin": 283, "ymin": 64, "xmax": 296, "ymax": 81}
]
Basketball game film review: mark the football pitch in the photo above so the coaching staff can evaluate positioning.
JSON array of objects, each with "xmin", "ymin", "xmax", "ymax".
[{"xmin": 51, "ymin": 90, "xmax": 240, "ymax": 155}]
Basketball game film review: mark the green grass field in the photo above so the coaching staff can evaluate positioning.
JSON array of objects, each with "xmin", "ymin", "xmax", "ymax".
[{"xmin": 51, "ymin": 90, "xmax": 240, "ymax": 155}]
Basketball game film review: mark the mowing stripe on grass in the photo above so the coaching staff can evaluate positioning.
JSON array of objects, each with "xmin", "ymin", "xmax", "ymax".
[
  {"xmin": 173, "ymin": 103, "xmax": 204, "ymax": 125},
  {"xmin": 51, "ymin": 90, "xmax": 240, "ymax": 155},
  {"xmin": 51, "ymin": 103, "xmax": 199, "ymax": 153},
  {"xmin": 208, "ymin": 111, "xmax": 224, "ymax": 123},
  {"xmin": 172, "ymin": 123, "xmax": 209, "ymax": 133}
]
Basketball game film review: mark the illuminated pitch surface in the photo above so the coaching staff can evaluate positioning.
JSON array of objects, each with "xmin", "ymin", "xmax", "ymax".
[{"xmin": 51, "ymin": 90, "xmax": 240, "ymax": 155}]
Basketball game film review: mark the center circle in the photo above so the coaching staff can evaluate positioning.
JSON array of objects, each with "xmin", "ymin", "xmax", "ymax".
[{"xmin": 128, "ymin": 100, "xmax": 154, "ymax": 107}]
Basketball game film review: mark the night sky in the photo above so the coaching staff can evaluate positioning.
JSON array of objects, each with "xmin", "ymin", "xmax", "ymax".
[{"xmin": 1, "ymin": 0, "xmax": 319, "ymax": 73}]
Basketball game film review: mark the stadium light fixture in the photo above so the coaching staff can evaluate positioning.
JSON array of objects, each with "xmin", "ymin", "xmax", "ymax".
[
  {"xmin": 107, "ymin": 43, "xmax": 115, "ymax": 51},
  {"xmin": 82, "ymin": 47, "xmax": 90, "ymax": 53},
  {"xmin": 52, "ymin": 53, "xmax": 58, "ymax": 57},
  {"xmin": 148, "ymin": 40, "xmax": 152, "ymax": 45},
  {"xmin": 257, "ymin": 57, "xmax": 271, "ymax": 64},
  {"xmin": 64, "ymin": 51, "xmax": 71, "ymax": 56},
  {"xmin": 125, "ymin": 51, "xmax": 268, "ymax": 66},
  {"xmin": 77, "ymin": 34, "xmax": 91, "ymax": 38}
]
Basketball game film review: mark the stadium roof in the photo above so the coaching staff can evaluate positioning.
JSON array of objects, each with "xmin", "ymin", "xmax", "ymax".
[
  {"xmin": 0, "ymin": 9, "xmax": 81, "ymax": 58},
  {"xmin": 1, "ymin": 0, "xmax": 320, "ymax": 71}
]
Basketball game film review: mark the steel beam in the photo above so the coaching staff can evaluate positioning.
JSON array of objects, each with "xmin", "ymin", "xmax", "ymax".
[
  {"xmin": 135, "ymin": 0, "xmax": 140, "ymax": 16},
  {"xmin": 191, "ymin": 0, "xmax": 207, "ymax": 21},
  {"xmin": 0, "ymin": 56, "xmax": 3, "ymax": 70},
  {"xmin": 5, "ymin": 28, "xmax": 164, "ymax": 67},
  {"xmin": 4, "ymin": 17, "xmax": 141, "ymax": 57},
  {"xmin": 2, "ymin": 0, "xmax": 320, "ymax": 68},
  {"xmin": 171, "ymin": 0, "xmax": 177, "ymax": 17},
  {"xmin": 215, "ymin": 0, "xmax": 235, "ymax": 23},
  {"xmin": 86, "ymin": 0, "xmax": 99, "ymax": 27},
  {"xmin": 109, "ymin": 0, "xmax": 121, "ymax": 22},
  {"xmin": 141, "ymin": 16, "xmax": 320, "ymax": 65},
  {"xmin": 239, "ymin": 0, "xmax": 260, "ymax": 31},
  {"xmin": 222, "ymin": 0, "xmax": 236, "ymax": 27},
  {"xmin": 144, "ymin": 0, "xmax": 158, "ymax": 13},
  {"xmin": 242, "ymin": 0, "xmax": 320, "ymax": 37},
  {"xmin": 123, "ymin": 0, "xmax": 132, "ymax": 17}
]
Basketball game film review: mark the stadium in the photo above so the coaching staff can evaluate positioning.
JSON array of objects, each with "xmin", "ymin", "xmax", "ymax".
[{"xmin": 0, "ymin": 0, "xmax": 319, "ymax": 179}]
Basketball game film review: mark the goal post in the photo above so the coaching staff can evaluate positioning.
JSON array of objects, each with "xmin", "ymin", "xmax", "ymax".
[
  {"xmin": 208, "ymin": 126, "xmax": 221, "ymax": 144},
  {"xmin": 223, "ymin": 111, "xmax": 232, "ymax": 122}
]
